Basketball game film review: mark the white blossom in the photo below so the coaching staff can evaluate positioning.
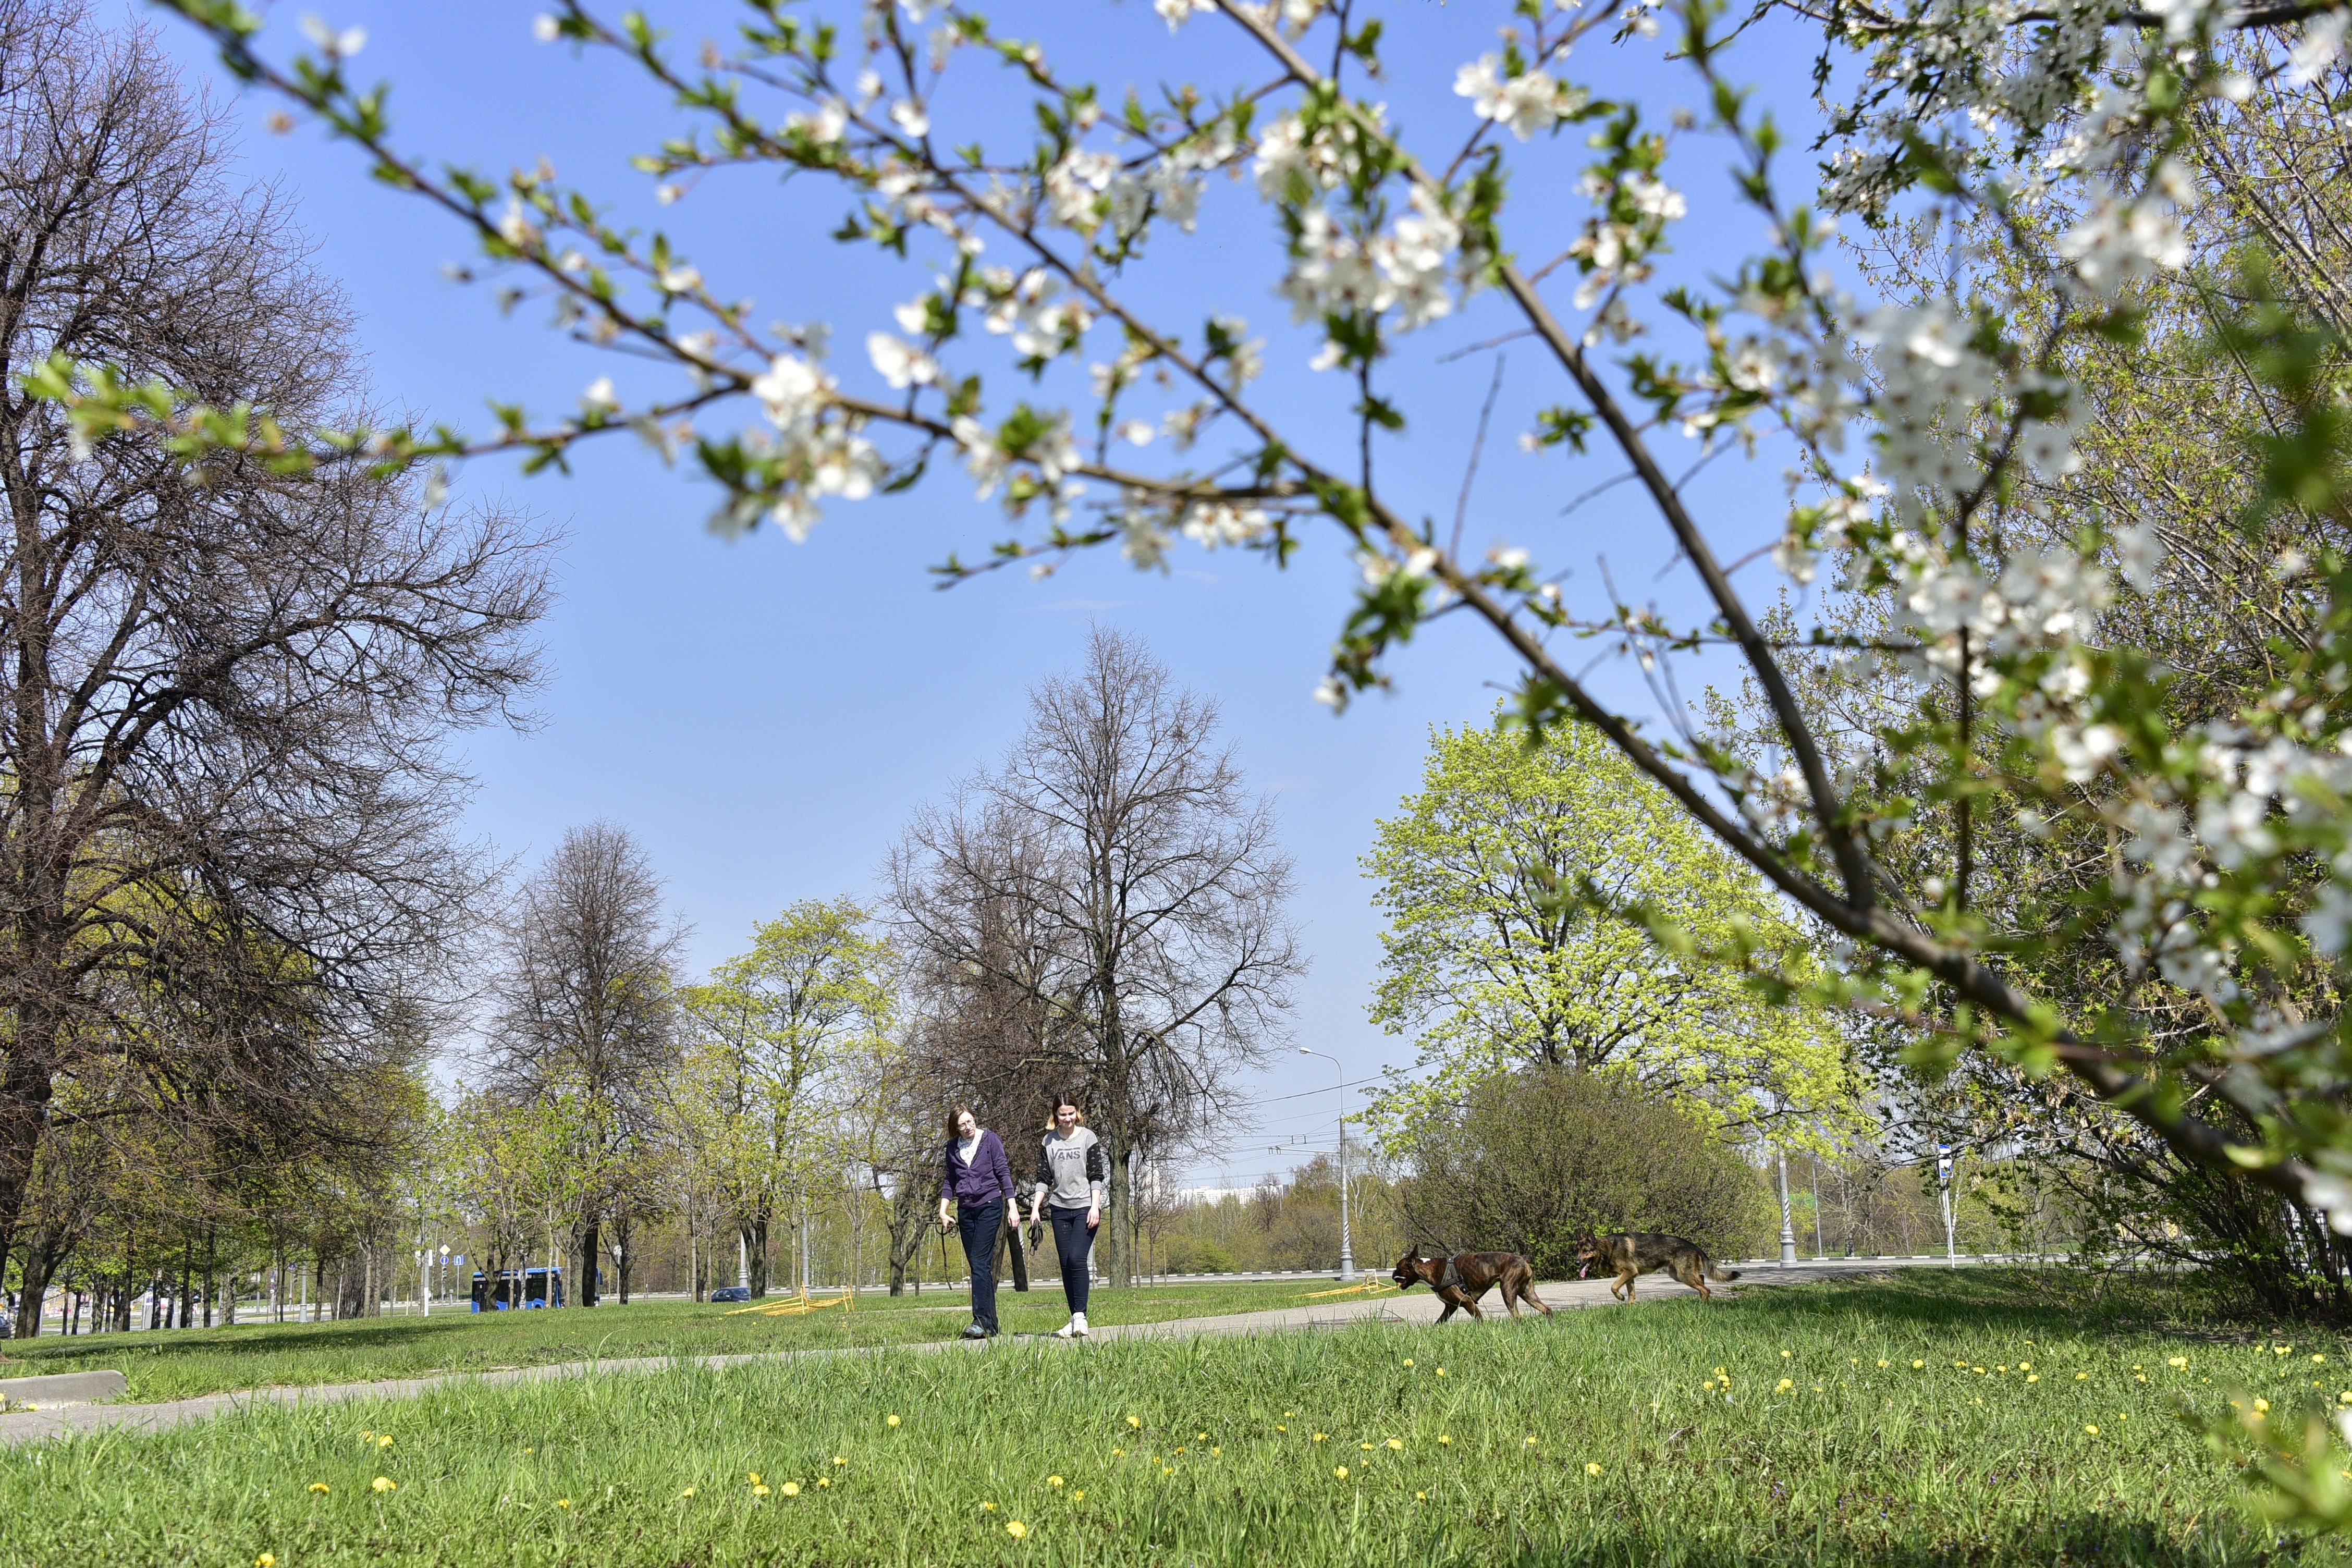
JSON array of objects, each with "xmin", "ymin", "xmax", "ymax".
[
  {"xmin": 2115, "ymin": 521, "xmax": 2164, "ymax": 593},
  {"xmin": 298, "ymin": 14, "xmax": 368, "ymax": 58},
  {"xmin": 752, "ymin": 352, "xmax": 834, "ymax": 435},
  {"xmin": 1453, "ymin": 55, "xmax": 1574, "ymax": 141},
  {"xmin": 889, "ymin": 99, "xmax": 930, "ymax": 138},
  {"xmin": 581, "ymin": 376, "xmax": 618, "ymax": 415},
  {"xmin": 2059, "ymin": 192, "xmax": 2188, "ymax": 295},
  {"xmin": 1044, "ymin": 148, "xmax": 1120, "ymax": 231},
  {"xmin": 1155, "ymin": 0, "xmax": 1215, "ymax": 31},
  {"xmin": 2287, "ymin": 10, "xmax": 2351, "ymax": 87},
  {"xmin": 865, "ymin": 331, "xmax": 939, "ymax": 389}
]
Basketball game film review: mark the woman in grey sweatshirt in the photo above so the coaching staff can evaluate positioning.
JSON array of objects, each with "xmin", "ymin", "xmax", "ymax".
[{"xmin": 1026, "ymin": 1093, "xmax": 1107, "ymax": 1338}]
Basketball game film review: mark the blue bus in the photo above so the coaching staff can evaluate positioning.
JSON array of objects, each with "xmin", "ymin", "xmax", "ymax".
[{"xmin": 470, "ymin": 1266, "xmax": 564, "ymax": 1310}]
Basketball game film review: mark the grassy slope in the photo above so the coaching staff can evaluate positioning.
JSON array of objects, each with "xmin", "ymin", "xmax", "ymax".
[
  {"xmin": 0, "ymin": 1279, "xmax": 1349, "ymax": 1403},
  {"xmin": 6, "ymin": 1268, "xmax": 2351, "ymax": 1566}
]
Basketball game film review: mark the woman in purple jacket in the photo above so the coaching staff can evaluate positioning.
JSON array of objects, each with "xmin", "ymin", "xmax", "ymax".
[{"xmin": 936, "ymin": 1104, "xmax": 1017, "ymax": 1340}]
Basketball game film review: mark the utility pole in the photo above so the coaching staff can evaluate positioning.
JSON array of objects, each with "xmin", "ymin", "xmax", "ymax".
[
  {"xmin": 1776, "ymin": 1151, "xmax": 1798, "ymax": 1267},
  {"xmin": 1301, "ymin": 1048, "xmax": 1354, "ymax": 1281}
]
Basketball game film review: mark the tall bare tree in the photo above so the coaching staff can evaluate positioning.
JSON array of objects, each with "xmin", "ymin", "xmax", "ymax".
[
  {"xmin": 0, "ymin": 0, "xmax": 552, "ymax": 1321},
  {"xmin": 890, "ymin": 628, "xmax": 1301, "ymax": 1284},
  {"xmin": 480, "ymin": 823, "xmax": 681, "ymax": 1307}
]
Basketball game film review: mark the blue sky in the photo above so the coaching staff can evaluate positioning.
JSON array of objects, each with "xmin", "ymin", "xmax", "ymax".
[{"xmin": 140, "ymin": 0, "xmax": 1841, "ymax": 1187}]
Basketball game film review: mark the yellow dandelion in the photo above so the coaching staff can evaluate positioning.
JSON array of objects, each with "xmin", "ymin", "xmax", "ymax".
[
  {"xmin": 1211, "ymin": 1447, "xmax": 1222, "ymax": 1456},
  {"xmin": 1585, "ymin": 1462, "xmax": 1602, "ymax": 1476},
  {"xmin": 371, "ymin": 1477, "xmax": 395, "ymax": 1494},
  {"xmin": 2076, "ymin": 1373, "xmax": 2088, "ymax": 1380},
  {"xmin": 2169, "ymin": 1356, "xmax": 2188, "ymax": 1368},
  {"xmin": 2256, "ymin": 1398, "xmax": 2272, "ymax": 1413},
  {"xmin": 1912, "ymin": 1360, "xmax": 1925, "ymax": 1369},
  {"xmin": 1126, "ymin": 1416, "xmax": 1142, "ymax": 1428},
  {"xmin": 1275, "ymin": 1424, "xmax": 1287, "ymax": 1432},
  {"xmin": 887, "ymin": 1415, "xmax": 901, "ymax": 1428},
  {"xmin": 2277, "ymin": 1345, "xmax": 2294, "ymax": 1355},
  {"xmin": 1781, "ymin": 1350, "xmax": 1792, "ymax": 1358},
  {"xmin": 258, "ymin": 1557, "xmax": 276, "ymax": 1567},
  {"xmin": 2084, "ymin": 1425, "xmax": 2099, "ymax": 1436},
  {"xmin": 834, "ymin": 1456, "xmax": 847, "ymax": 1466},
  {"xmin": 1415, "ymin": 1490, "xmax": 1427, "ymax": 1500},
  {"xmin": 1360, "ymin": 1442, "xmax": 1374, "ymax": 1452},
  {"xmin": 1776, "ymin": 1379, "xmax": 1794, "ymax": 1392},
  {"xmin": 1196, "ymin": 1431, "xmax": 1208, "ymax": 1441},
  {"xmin": 1524, "ymin": 1436, "xmax": 1538, "ymax": 1447},
  {"xmin": 753, "ymin": 1484, "xmax": 770, "ymax": 1497},
  {"xmin": 1438, "ymin": 1434, "xmax": 1452, "ymax": 1444},
  {"xmin": 1073, "ymin": 1491, "xmax": 1084, "ymax": 1501},
  {"xmin": 1313, "ymin": 1432, "xmax": 1328, "ymax": 1442},
  {"xmin": 1049, "ymin": 1476, "xmax": 1064, "ymax": 1487},
  {"xmin": 361, "ymin": 1430, "xmax": 373, "ymax": 1440},
  {"xmin": 748, "ymin": 1472, "xmax": 762, "ymax": 1486},
  {"xmin": 1006, "ymin": 1521, "xmax": 1027, "ymax": 1539},
  {"xmin": 307, "ymin": 1483, "xmax": 329, "ymax": 1494},
  {"xmin": 2018, "ymin": 1362, "xmax": 2031, "ymax": 1371},
  {"xmin": 1111, "ymin": 1448, "xmax": 1124, "ymax": 1458},
  {"xmin": 1161, "ymin": 1466, "xmax": 1173, "ymax": 1477},
  {"xmin": 982, "ymin": 1501, "xmax": 997, "ymax": 1512},
  {"xmin": 679, "ymin": 1488, "xmax": 696, "ymax": 1498},
  {"xmin": 1386, "ymin": 1439, "xmax": 1403, "ymax": 1451},
  {"xmin": 817, "ymin": 1478, "xmax": 830, "ymax": 1488},
  {"xmin": 1435, "ymin": 1368, "xmax": 1446, "ymax": 1377},
  {"xmin": 1876, "ymin": 1359, "xmax": 1889, "ymax": 1368},
  {"xmin": 1284, "ymin": 1410, "xmax": 1295, "ymax": 1417},
  {"xmin": 377, "ymin": 1435, "xmax": 394, "ymax": 1449},
  {"xmin": 556, "ymin": 1499, "xmax": 572, "ymax": 1510},
  {"xmin": 781, "ymin": 1482, "xmax": 800, "ymax": 1497},
  {"xmin": 1334, "ymin": 1466, "xmax": 1349, "ymax": 1478},
  {"xmin": 2027, "ymin": 1374, "xmax": 2040, "ymax": 1383},
  {"xmin": 1403, "ymin": 1358, "xmax": 1415, "ymax": 1367}
]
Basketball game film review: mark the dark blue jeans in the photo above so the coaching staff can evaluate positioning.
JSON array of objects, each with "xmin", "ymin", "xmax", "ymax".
[
  {"xmin": 1049, "ymin": 1206, "xmax": 1095, "ymax": 1315},
  {"xmin": 957, "ymin": 1200, "xmax": 1003, "ymax": 1332}
]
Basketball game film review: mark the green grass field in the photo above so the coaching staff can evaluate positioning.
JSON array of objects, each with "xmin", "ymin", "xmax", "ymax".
[
  {"xmin": 6, "ymin": 1268, "xmax": 2350, "ymax": 1566},
  {"xmin": 0, "ymin": 1278, "xmax": 1333, "ymax": 1403}
]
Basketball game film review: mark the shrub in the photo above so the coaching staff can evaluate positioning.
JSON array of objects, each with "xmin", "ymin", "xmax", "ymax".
[
  {"xmin": 1400, "ymin": 1069, "xmax": 1768, "ymax": 1275},
  {"xmin": 1160, "ymin": 1237, "xmax": 1239, "ymax": 1275}
]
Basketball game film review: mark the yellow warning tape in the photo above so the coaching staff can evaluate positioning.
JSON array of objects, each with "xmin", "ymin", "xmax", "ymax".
[{"xmin": 725, "ymin": 1291, "xmax": 855, "ymax": 1316}]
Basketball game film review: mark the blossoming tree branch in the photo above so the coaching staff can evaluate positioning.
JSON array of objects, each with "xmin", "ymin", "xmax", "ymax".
[{"xmin": 83, "ymin": 0, "xmax": 2352, "ymax": 1249}]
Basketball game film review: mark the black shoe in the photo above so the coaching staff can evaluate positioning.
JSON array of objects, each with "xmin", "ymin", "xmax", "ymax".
[{"xmin": 961, "ymin": 1322, "xmax": 988, "ymax": 1340}]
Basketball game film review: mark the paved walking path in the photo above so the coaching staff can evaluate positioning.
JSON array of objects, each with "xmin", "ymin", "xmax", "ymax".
[{"xmin": 0, "ymin": 1256, "xmax": 1914, "ymax": 1448}]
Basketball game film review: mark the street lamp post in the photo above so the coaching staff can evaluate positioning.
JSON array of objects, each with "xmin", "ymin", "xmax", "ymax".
[
  {"xmin": 1775, "ymin": 1151, "xmax": 1798, "ymax": 1268},
  {"xmin": 1937, "ymin": 1144, "xmax": 1958, "ymax": 1264},
  {"xmin": 1299, "ymin": 1048, "xmax": 1354, "ymax": 1282}
]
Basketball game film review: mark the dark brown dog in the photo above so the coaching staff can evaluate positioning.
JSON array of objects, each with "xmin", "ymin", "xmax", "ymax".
[
  {"xmin": 1574, "ymin": 1233, "xmax": 1741, "ymax": 1301},
  {"xmin": 1390, "ymin": 1250, "xmax": 1553, "ymax": 1321}
]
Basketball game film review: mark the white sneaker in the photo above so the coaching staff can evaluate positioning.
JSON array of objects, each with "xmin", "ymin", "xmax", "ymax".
[
  {"xmin": 1072, "ymin": 1312, "xmax": 1090, "ymax": 1338},
  {"xmin": 1054, "ymin": 1318, "xmax": 1077, "ymax": 1339}
]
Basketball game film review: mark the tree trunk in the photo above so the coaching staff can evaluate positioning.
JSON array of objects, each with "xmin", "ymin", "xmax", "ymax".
[
  {"xmin": 740, "ymin": 1214, "xmax": 770, "ymax": 1297},
  {"xmin": 1104, "ymin": 1129, "xmax": 1132, "ymax": 1288},
  {"xmin": 0, "ymin": 1049, "xmax": 56, "ymax": 1308},
  {"xmin": 579, "ymin": 1217, "xmax": 601, "ymax": 1307}
]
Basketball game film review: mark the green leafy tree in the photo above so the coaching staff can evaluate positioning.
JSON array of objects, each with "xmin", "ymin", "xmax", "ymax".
[
  {"xmin": 1363, "ymin": 713, "xmax": 1858, "ymax": 1157},
  {"xmin": 679, "ymin": 898, "xmax": 889, "ymax": 1297}
]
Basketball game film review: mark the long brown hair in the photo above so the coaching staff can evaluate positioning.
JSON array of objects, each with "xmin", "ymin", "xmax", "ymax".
[
  {"xmin": 945, "ymin": 1103, "xmax": 977, "ymax": 1142},
  {"xmin": 1044, "ymin": 1092, "xmax": 1086, "ymax": 1133}
]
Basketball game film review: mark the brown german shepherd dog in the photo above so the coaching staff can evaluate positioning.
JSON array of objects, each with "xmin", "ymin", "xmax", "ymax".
[
  {"xmin": 1575, "ymin": 1233, "xmax": 1741, "ymax": 1301},
  {"xmin": 1390, "ymin": 1250, "xmax": 1553, "ymax": 1321}
]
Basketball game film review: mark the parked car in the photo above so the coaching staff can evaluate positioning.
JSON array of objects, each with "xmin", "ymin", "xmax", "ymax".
[{"xmin": 709, "ymin": 1285, "xmax": 751, "ymax": 1303}]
